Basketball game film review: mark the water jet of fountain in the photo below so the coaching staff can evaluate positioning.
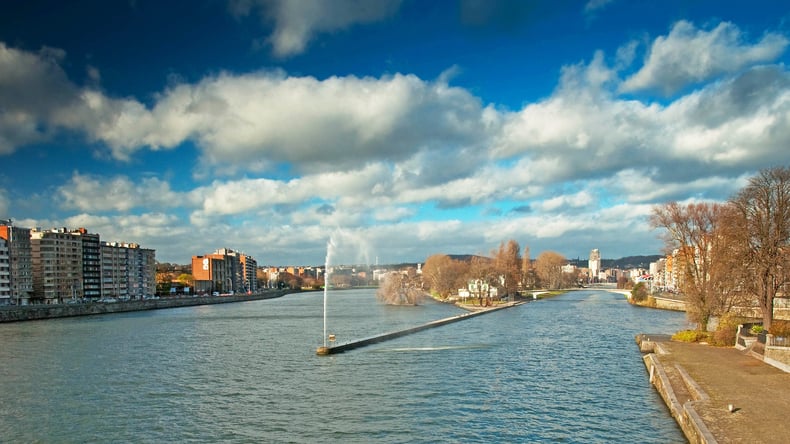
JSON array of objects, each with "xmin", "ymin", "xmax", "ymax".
[
  {"xmin": 323, "ymin": 237, "xmax": 335, "ymax": 348},
  {"xmin": 317, "ymin": 230, "xmax": 373, "ymax": 355}
]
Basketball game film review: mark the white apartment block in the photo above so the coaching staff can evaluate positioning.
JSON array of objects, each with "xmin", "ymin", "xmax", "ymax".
[{"xmin": 101, "ymin": 242, "xmax": 156, "ymax": 300}]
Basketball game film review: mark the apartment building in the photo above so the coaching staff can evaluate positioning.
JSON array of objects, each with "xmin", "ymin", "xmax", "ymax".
[
  {"xmin": 0, "ymin": 237, "xmax": 9, "ymax": 304},
  {"xmin": 239, "ymin": 253, "xmax": 258, "ymax": 294},
  {"xmin": 30, "ymin": 228, "xmax": 84, "ymax": 304},
  {"xmin": 2, "ymin": 221, "xmax": 156, "ymax": 303},
  {"xmin": 130, "ymin": 244, "xmax": 157, "ymax": 299},
  {"xmin": 192, "ymin": 255, "xmax": 232, "ymax": 293},
  {"xmin": 74, "ymin": 228, "xmax": 101, "ymax": 299},
  {"xmin": 101, "ymin": 242, "xmax": 156, "ymax": 300},
  {"xmin": 0, "ymin": 221, "xmax": 33, "ymax": 305},
  {"xmin": 193, "ymin": 248, "xmax": 258, "ymax": 294}
]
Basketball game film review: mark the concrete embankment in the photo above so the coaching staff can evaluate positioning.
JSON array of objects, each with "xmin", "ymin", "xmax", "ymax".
[
  {"xmin": 318, "ymin": 301, "xmax": 524, "ymax": 355},
  {"xmin": 0, "ymin": 290, "xmax": 296, "ymax": 323},
  {"xmin": 637, "ymin": 334, "xmax": 790, "ymax": 444}
]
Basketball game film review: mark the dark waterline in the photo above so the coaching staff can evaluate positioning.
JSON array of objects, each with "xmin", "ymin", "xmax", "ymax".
[{"xmin": 0, "ymin": 289, "xmax": 690, "ymax": 443}]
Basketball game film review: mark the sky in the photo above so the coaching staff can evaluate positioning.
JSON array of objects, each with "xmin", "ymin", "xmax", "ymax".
[{"xmin": 1, "ymin": 0, "xmax": 790, "ymax": 266}]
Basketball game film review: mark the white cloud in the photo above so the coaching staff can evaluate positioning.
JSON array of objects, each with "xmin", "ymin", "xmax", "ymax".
[
  {"xmin": 58, "ymin": 173, "xmax": 185, "ymax": 212},
  {"xmin": 230, "ymin": 0, "xmax": 402, "ymax": 57},
  {"xmin": 621, "ymin": 20, "xmax": 788, "ymax": 95},
  {"xmin": 373, "ymin": 206, "xmax": 415, "ymax": 223},
  {"xmin": 89, "ymin": 71, "xmax": 493, "ymax": 173},
  {"xmin": 535, "ymin": 190, "xmax": 595, "ymax": 212},
  {"xmin": 0, "ymin": 43, "xmax": 79, "ymax": 152},
  {"xmin": 596, "ymin": 169, "xmax": 748, "ymax": 203},
  {"xmin": 0, "ymin": 43, "xmax": 494, "ymax": 171},
  {"xmin": 60, "ymin": 212, "xmax": 194, "ymax": 254},
  {"xmin": 584, "ymin": 0, "xmax": 615, "ymax": 14},
  {"xmin": 496, "ymin": 55, "xmax": 790, "ymax": 186}
]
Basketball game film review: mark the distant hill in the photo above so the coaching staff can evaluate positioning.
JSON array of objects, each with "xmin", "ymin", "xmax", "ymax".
[
  {"xmin": 567, "ymin": 255, "xmax": 662, "ymax": 269},
  {"xmin": 604, "ymin": 255, "xmax": 663, "ymax": 269},
  {"xmin": 388, "ymin": 254, "xmax": 663, "ymax": 270}
]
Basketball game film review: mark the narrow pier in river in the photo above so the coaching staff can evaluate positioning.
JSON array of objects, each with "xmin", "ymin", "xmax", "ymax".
[{"xmin": 316, "ymin": 301, "xmax": 524, "ymax": 355}]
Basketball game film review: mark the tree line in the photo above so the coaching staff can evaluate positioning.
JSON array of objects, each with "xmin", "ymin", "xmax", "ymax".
[
  {"xmin": 650, "ymin": 166, "xmax": 790, "ymax": 331},
  {"xmin": 421, "ymin": 241, "xmax": 579, "ymax": 302}
]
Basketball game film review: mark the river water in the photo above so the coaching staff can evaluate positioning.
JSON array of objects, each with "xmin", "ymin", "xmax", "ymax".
[{"xmin": 0, "ymin": 289, "xmax": 691, "ymax": 443}]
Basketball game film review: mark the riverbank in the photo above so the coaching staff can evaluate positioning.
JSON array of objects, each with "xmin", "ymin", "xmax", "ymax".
[
  {"xmin": 637, "ymin": 334, "xmax": 790, "ymax": 443},
  {"xmin": 0, "ymin": 290, "xmax": 296, "ymax": 323}
]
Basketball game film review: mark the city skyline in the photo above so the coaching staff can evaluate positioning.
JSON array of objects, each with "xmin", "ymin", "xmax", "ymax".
[{"xmin": 2, "ymin": 1, "xmax": 790, "ymax": 265}]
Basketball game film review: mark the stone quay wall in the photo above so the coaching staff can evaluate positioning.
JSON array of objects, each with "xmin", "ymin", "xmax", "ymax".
[
  {"xmin": 0, "ymin": 290, "xmax": 295, "ymax": 323},
  {"xmin": 637, "ymin": 335, "xmax": 717, "ymax": 444}
]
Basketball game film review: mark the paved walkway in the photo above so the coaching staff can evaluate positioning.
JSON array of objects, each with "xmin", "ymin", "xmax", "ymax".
[{"xmin": 651, "ymin": 339, "xmax": 790, "ymax": 443}]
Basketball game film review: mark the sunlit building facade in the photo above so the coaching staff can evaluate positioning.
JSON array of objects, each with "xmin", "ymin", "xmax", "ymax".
[
  {"xmin": 0, "ymin": 220, "xmax": 33, "ymax": 305},
  {"xmin": 193, "ymin": 248, "xmax": 258, "ymax": 294},
  {"xmin": 30, "ymin": 228, "xmax": 84, "ymax": 304}
]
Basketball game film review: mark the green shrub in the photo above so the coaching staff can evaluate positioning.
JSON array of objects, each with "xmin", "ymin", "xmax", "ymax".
[
  {"xmin": 672, "ymin": 330, "xmax": 710, "ymax": 343},
  {"xmin": 750, "ymin": 325, "xmax": 765, "ymax": 335}
]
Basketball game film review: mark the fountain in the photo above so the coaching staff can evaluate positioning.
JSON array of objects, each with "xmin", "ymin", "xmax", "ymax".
[
  {"xmin": 316, "ymin": 232, "xmax": 523, "ymax": 355},
  {"xmin": 316, "ymin": 237, "xmax": 335, "ymax": 356}
]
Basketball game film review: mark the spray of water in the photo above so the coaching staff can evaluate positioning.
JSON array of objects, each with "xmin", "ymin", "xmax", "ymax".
[{"xmin": 323, "ymin": 237, "xmax": 335, "ymax": 347}]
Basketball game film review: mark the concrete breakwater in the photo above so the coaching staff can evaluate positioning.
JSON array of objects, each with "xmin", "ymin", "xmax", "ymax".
[
  {"xmin": 317, "ymin": 301, "xmax": 525, "ymax": 355},
  {"xmin": 0, "ymin": 290, "xmax": 295, "ymax": 323}
]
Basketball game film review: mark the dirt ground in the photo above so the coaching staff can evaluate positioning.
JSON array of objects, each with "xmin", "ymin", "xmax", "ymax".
[{"xmin": 653, "ymin": 340, "xmax": 790, "ymax": 443}]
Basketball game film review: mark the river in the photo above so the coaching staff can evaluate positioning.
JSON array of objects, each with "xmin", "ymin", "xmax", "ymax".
[{"xmin": 0, "ymin": 289, "xmax": 691, "ymax": 443}]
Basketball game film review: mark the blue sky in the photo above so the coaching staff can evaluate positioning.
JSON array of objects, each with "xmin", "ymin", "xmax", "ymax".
[{"xmin": 2, "ymin": 0, "xmax": 790, "ymax": 265}]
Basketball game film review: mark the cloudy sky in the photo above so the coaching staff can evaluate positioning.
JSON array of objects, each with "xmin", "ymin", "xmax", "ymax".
[{"xmin": 1, "ymin": 0, "xmax": 789, "ymax": 265}]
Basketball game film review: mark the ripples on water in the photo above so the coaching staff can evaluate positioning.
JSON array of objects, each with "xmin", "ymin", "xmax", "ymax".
[{"xmin": 0, "ymin": 289, "xmax": 689, "ymax": 443}]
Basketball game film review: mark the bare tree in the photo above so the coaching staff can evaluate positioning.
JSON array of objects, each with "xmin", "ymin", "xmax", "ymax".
[
  {"xmin": 422, "ymin": 254, "xmax": 467, "ymax": 299},
  {"xmin": 561, "ymin": 267, "xmax": 580, "ymax": 288},
  {"xmin": 650, "ymin": 201, "xmax": 730, "ymax": 330},
  {"xmin": 377, "ymin": 272, "xmax": 422, "ymax": 305},
  {"xmin": 521, "ymin": 245, "xmax": 534, "ymax": 289},
  {"xmin": 493, "ymin": 240, "xmax": 522, "ymax": 299},
  {"xmin": 534, "ymin": 251, "xmax": 565, "ymax": 290},
  {"xmin": 729, "ymin": 166, "xmax": 790, "ymax": 331}
]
